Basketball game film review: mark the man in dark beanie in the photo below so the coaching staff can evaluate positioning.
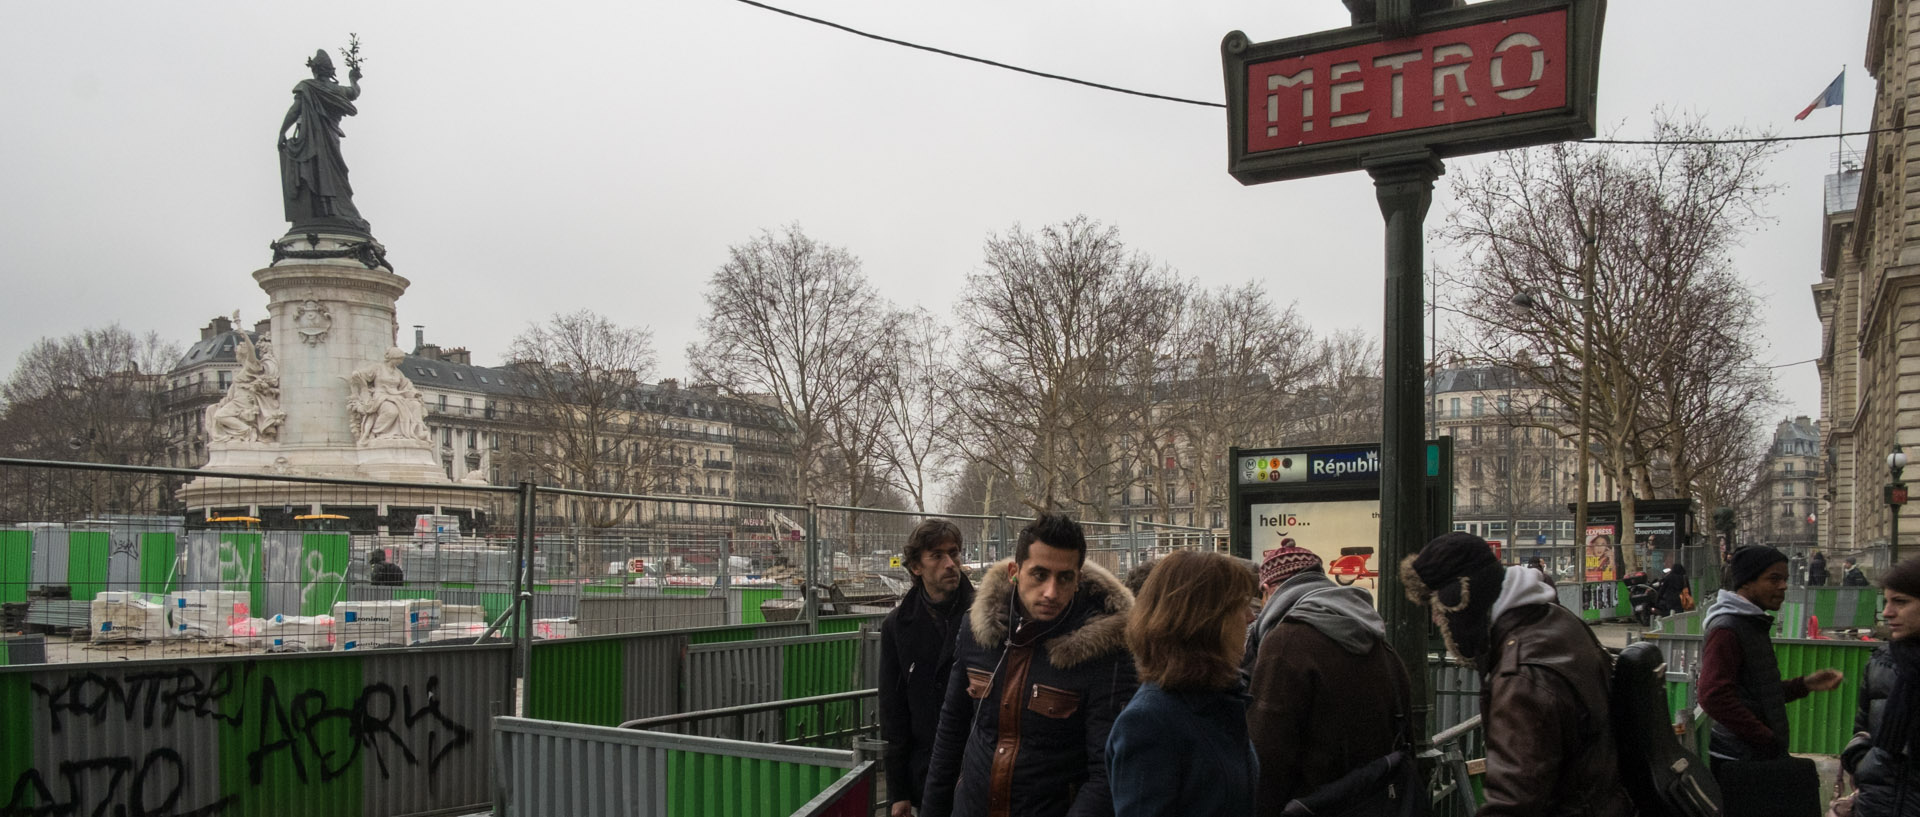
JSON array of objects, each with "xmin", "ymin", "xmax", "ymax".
[
  {"xmin": 1402, "ymin": 532, "xmax": 1632, "ymax": 817},
  {"xmin": 1699, "ymin": 546, "xmax": 1843, "ymax": 770}
]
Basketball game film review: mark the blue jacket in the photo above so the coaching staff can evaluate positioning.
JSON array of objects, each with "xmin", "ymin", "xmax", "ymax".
[{"xmin": 1106, "ymin": 682, "xmax": 1258, "ymax": 817}]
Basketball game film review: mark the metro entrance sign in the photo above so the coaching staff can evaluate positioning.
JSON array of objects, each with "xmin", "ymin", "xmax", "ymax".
[
  {"xmin": 1218, "ymin": 0, "xmax": 1604, "ymax": 749},
  {"xmin": 1222, "ymin": 0, "xmax": 1604, "ymax": 183}
]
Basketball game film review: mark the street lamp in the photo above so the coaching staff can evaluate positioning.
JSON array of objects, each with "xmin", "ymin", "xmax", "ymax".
[{"xmin": 1889, "ymin": 445, "xmax": 1909, "ymax": 562}]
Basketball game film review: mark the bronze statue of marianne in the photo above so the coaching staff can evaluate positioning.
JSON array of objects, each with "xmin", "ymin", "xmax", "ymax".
[{"xmin": 278, "ymin": 48, "xmax": 369, "ymax": 235}]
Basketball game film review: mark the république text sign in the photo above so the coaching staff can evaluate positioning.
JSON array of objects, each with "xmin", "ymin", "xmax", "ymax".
[{"xmin": 1222, "ymin": 0, "xmax": 1604, "ymax": 183}]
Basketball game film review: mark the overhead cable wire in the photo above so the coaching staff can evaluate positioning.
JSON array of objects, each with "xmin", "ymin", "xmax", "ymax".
[
  {"xmin": 728, "ymin": 0, "xmax": 1224, "ymax": 108},
  {"xmin": 731, "ymin": 0, "xmax": 1920, "ymax": 146}
]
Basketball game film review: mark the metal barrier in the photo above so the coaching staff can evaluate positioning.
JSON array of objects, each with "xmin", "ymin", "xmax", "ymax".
[
  {"xmin": 493, "ymin": 716, "xmax": 875, "ymax": 817},
  {"xmin": 1426, "ymin": 714, "xmax": 1483, "ymax": 816},
  {"xmin": 0, "ymin": 642, "xmax": 510, "ymax": 817},
  {"xmin": 623, "ymin": 689, "xmax": 879, "ymax": 748},
  {"xmin": 1642, "ymin": 628, "xmax": 1881, "ymax": 754}
]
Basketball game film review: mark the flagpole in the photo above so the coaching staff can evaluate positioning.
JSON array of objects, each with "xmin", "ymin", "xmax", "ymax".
[{"xmin": 1838, "ymin": 65, "xmax": 1846, "ymax": 179}]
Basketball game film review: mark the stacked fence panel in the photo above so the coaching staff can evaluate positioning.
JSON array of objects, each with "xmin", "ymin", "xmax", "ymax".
[{"xmin": 0, "ymin": 645, "xmax": 509, "ymax": 817}]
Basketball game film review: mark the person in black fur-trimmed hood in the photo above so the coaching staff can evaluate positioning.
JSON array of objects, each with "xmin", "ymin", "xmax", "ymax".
[
  {"xmin": 1403, "ymin": 532, "xmax": 1633, "ymax": 817},
  {"xmin": 919, "ymin": 512, "xmax": 1138, "ymax": 817}
]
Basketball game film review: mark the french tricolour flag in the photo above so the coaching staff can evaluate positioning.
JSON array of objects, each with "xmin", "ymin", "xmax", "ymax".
[{"xmin": 1796, "ymin": 72, "xmax": 1844, "ymax": 121}]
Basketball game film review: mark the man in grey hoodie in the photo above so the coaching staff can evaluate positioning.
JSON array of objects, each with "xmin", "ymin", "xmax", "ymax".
[{"xmin": 1245, "ymin": 545, "xmax": 1412, "ymax": 815}]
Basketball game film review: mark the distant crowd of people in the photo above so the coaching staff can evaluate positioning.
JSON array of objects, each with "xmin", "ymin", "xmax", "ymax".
[{"xmin": 877, "ymin": 514, "xmax": 1920, "ymax": 817}]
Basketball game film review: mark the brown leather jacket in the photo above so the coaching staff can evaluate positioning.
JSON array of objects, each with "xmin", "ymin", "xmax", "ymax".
[{"xmin": 1477, "ymin": 603, "xmax": 1634, "ymax": 817}]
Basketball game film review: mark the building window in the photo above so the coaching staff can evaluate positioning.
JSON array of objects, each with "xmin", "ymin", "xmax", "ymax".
[
  {"xmin": 1471, "ymin": 426, "xmax": 1482, "ymax": 443},
  {"xmin": 1472, "ymin": 458, "xmax": 1482, "ymax": 477},
  {"xmin": 1496, "ymin": 456, "xmax": 1508, "ymax": 476},
  {"xmin": 1472, "ymin": 397, "xmax": 1484, "ymax": 416},
  {"xmin": 1784, "ymin": 462, "xmax": 1795, "ymax": 475},
  {"xmin": 1784, "ymin": 483, "xmax": 1795, "ymax": 496},
  {"xmin": 438, "ymin": 394, "xmax": 448, "ymax": 411},
  {"xmin": 1470, "ymin": 489, "xmax": 1483, "ymax": 511},
  {"xmin": 1450, "ymin": 398, "xmax": 1460, "ymax": 418}
]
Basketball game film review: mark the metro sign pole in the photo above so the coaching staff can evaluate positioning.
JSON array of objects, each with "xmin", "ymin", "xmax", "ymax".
[{"xmin": 1222, "ymin": 0, "xmax": 1604, "ymax": 750}]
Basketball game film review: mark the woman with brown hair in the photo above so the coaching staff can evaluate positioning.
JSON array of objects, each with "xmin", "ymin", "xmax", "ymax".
[{"xmin": 1106, "ymin": 550, "xmax": 1260, "ymax": 817}]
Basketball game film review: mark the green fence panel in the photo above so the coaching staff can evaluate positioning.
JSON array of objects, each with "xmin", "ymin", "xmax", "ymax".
[
  {"xmin": 528, "ymin": 638, "xmax": 625, "ymax": 726},
  {"xmin": 665, "ymin": 750, "xmax": 842, "ymax": 817},
  {"xmin": 0, "ymin": 530, "xmax": 28, "ymax": 604},
  {"xmin": 1666, "ymin": 679, "xmax": 1692, "ymax": 724},
  {"xmin": 583, "ymin": 584, "xmax": 627, "ymax": 595},
  {"xmin": 663, "ymin": 588, "xmax": 709, "ymax": 597},
  {"xmin": 480, "ymin": 592, "xmax": 512, "ymax": 623},
  {"xmin": 138, "ymin": 532, "xmax": 178, "ymax": 595},
  {"xmin": 784, "ymin": 639, "xmax": 861, "ymax": 740},
  {"xmin": 299, "ymin": 533, "xmax": 351, "ymax": 616},
  {"xmin": 739, "ymin": 589, "xmax": 784, "ymax": 624},
  {"xmin": 1777, "ymin": 641, "xmax": 1878, "ymax": 755},
  {"xmin": 65, "ymin": 531, "xmax": 110, "ymax": 601},
  {"xmin": 688, "ymin": 627, "xmax": 762, "ymax": 646},
  {"xmin": 0, "ymin": 673, "xmax": 30, "ymax": 811},
  {"xmin": 218, "ymin": 655, "xmax": 368, "ymax": 817}
]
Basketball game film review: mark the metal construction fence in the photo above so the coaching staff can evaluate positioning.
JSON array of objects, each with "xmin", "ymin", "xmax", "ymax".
[
  {"xmin": 0, "ymin": 458, "xmax": 1221, "ymax": 665},
  {"xmin": 0, "ymin": 613, "xmax": 885, "ymax": 817},
  {"xmin": 0, "ymin": 641, "xmax": 512, "ymax": 817},
  {"xmin": 493, "ymin": 716, "xmax": 875, "ymax": 817}
]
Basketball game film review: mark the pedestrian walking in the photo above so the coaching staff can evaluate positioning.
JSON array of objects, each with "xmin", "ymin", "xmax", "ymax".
[
  {"xmin": 880, "ymin": 519, "xmax": 976, "ymax": 817},
  {"xmin": 1809, "ymin": 551, "xmax": 1830, "ymax": 587},
  {"xmin": 1106, "ymin": 550, "xmax": 1259, "ymax": 817},
  {"xmin": 1247, "ymin": 545, "xmax": 1413, "ymax": 816},
  {"xmin": 1526, "ymin": 556, "xmax": 1557, "ymax": 587},
  {"xmin": 1403, "ymin": 532, "xmax": 1633, "ymax": 817},
  {"xmin": 368, "ymin": 548, "xmax": 404, "ymax": 585},
  {"xmin": 1841, "ymin": 556, "xmax": 1920, "ymax": 817},
  {"xmin": 1700, "ymin": 546, "xmax": 1844, "ymax": 815},
  {"xmin": 1848, "ymin": 557, "xmax": 1873, "ymax": 587},
  {"xmin": 1656, "ymin": 563, "xmax": 1692, "ymax": 617},
  {"xmin": 920, "ymin": 512, "xmax": 1138, "ymax": 817}
]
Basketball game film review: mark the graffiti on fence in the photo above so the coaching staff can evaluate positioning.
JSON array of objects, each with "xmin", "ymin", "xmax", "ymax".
[{"xmin": 5, "ymin": 663, "xmax": 475, "ymax": 816}]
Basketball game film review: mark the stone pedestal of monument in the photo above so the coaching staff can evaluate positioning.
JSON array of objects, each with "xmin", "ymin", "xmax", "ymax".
[{"xmin": 178, "ymin": 233, "xmax": 483, "ymax": 515}]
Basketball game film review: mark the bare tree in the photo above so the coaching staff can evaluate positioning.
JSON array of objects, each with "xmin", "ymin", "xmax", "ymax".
[
  {"xmin": 1277, "ymin": 329, "xmax": 1384, "ymax": 446},
  {"xmin": 0, "ymin": 325, "xmax": 181, "ymax": 518},
  {"xmin": 1439, "ymin": 113, "xmax": 1781, "ymax": 552},
  {"xmin": 506, "ymin": 310, "xmax": 670, "ymax": 536},
  {"xmin": 950, "ymin": 216, "xmax": 1188, "ymax": 517},
  {"xmin": 689, "ymin": 225, "xmax": 898, "ymax": 505},
  {"xmin": 875, "ymin": 308, "xmax": 960, "ymax": 513},
  {"xmin": 1146, "ymin": 284, "xmax": 1321, "ymax": 526}
]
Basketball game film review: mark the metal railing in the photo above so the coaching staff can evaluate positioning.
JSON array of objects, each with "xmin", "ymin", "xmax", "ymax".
[
  {"xmin": 622, "ymin": 688, "xmax": 879, "ymax": 747},
  {"xmin": 1427, "ymin": 714, "xmax": 1484, "ymax": 815}
]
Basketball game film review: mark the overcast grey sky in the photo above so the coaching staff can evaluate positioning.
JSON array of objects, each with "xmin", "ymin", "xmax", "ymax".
[{"xmin": 0, "ymin": 1, "xmax": 1868, "ymax": 422}]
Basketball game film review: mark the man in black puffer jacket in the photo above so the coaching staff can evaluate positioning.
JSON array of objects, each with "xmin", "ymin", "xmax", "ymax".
[
  {"xmin": 880, "ymin": 519, "xmax": 976, "ymax": 817},
  {"xmin": 1844, "ymin": 557, "xmax": 1920, "ymax": 816},
  {"xmin": 920, "ymin": 513, "xmax": 1136, "ymax": 817}
]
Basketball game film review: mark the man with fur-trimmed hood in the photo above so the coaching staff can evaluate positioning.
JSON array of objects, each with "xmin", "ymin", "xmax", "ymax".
[
  {"xmin": 1403, "ymin": 532, "xmax": 1632, "ymax": 817},
  {"xmin": 921, "ymin": 512, "xmax": 1138, "ymax": 817}
]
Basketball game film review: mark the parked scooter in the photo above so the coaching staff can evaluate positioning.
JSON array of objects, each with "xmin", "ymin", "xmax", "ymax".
[{"xmin": 1624, "ymin": 571, "xmax": 1658, "ymax": 626}]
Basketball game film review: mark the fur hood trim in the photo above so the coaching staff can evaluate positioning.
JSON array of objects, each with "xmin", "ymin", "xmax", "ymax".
[
  {"xmin": 969, "ymin": 557, "xmax": 1132, "ymax": 670},
  {"xmin": 1400, "ymin": 554, "xmax": 1433, "ymax": 605}
]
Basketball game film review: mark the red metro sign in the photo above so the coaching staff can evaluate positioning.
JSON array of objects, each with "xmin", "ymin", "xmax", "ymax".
[{"xmin": 1223, "ymin": 0, "xmax": 1604, "ymax": 183}]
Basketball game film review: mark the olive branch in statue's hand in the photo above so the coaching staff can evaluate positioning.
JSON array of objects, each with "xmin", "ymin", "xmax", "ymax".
[{"xmin": 340, "ymin": 33, "xmax": 366, "ymax": 80}]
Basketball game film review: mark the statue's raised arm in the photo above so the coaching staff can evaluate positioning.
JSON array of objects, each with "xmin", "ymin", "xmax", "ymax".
[{"xmin": 278, "ymin": 46, "xmax": 369, "ymax": 236}]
